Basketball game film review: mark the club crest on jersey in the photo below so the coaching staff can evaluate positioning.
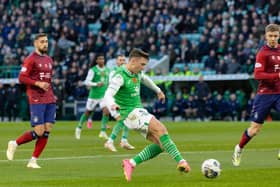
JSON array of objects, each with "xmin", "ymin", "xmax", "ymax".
[
  {"xmin": 255, "ymin": 62, "xmax": 262, "ymax": 68},
  {"xmin": 21, "ymin": 67, "xmax": 27, "ymax": 72},
  {"xmin": 132, "ymin": 77, "xmax": 137, "ymax": 83}
]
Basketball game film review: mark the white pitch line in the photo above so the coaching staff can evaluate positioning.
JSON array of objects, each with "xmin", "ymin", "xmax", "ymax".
[{"xmin": 0, "ymin": 148, "xmax": 277, "ymax": 163}]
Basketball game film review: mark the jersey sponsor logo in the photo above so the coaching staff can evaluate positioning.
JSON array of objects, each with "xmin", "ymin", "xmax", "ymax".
[
  {"xmin": 21, "ymin": 67, "xmax": 27, "ymax": 72},
  {"xmin": 39, "ymin": 72, "xmax": 51, "ymax": 80},
  {"xmin": 274, "ymin": 64, "xmax": 280, "ymax": 72},
  {"xmin": 255, "ymin": 62, "xmax": 262, "ymax": 68}
]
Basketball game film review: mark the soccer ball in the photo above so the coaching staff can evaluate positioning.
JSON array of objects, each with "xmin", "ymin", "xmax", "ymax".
[{"xmin": 201, "ymin": 159, "xmax": 221, "ymax": 179}]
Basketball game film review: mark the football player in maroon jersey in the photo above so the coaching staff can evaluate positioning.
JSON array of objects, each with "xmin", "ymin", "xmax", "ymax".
[
  {"xmin": 232, "ymin": 24, "xmax": 280, "ymax": 166},
  {"xmin": 6, "ymin": 33, "xmax": 56, "ymax": 168}
]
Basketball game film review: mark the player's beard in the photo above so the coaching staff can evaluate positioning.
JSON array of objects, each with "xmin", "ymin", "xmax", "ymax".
[{"xmin": 39, "ymin": 47, "xmax": 48, "ymax": 55}]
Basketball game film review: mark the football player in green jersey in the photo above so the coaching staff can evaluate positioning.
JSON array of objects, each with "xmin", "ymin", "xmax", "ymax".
[
  {"xmin": 75, "ymin": 54, "xmax": 110, "ymax": 140},
  {"xmin": 104, "ymin": 54, "xmax": 135, "ymax": 152},
  {"xmin": 104, "ymin": 48, "xmax": 191, "ymax": 181}
]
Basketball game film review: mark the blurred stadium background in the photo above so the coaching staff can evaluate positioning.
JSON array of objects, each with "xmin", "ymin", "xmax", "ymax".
[{"xmin": 0, "ymin": 0, "xmax": 279, "ymax": 121}]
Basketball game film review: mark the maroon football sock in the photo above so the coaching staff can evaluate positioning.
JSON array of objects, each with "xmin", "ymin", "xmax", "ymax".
[
  {"xmin": 239, "ymin": 129, "xmax": 252, "ymax": 148},
  {"xmin": 16, "ymin": 131, "xmax": 38, "ymax": 145},
  {"xmin": 32, "ymin": 132, "xmax": 49, "ymax": 158}
]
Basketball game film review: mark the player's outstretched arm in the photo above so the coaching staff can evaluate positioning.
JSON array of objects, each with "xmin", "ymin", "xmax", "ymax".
[{"xmin": 141, "ymin": 73, "xmax": 164, "ymax": 100}]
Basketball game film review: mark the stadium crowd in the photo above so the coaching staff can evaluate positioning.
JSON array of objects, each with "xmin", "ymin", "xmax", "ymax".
[{"xmin": 0, "ymin": 0, "xmax": 279, "ymax": 121}]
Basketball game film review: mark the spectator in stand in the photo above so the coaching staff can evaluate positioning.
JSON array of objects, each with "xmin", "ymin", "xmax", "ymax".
[
  {"xmin": 183, "ymin": 94, "xmax": 198, "ymax": 120},
  {"xmin": 184, "ymin": 65, "xmax": 193, "ymax": 76},
  {"xmin": 213, "ymin": 93, "xmax": 230, "ymax": 120},
  {"xmin": 194, "ymin": 76, "xmax": 210, "ymax": 121},
  {"xmin": 216, "ymin": 57, "xmax": 228, "ymax": 74},
  {"xmin": 241, "ymin": 92, "xmax": 256, "ymax": 121},
  {"xmin": 171, "ymin": 94, "xmax": 184, "ymax": 121},
  {"xmin": 153, "ymin": 99, "xmax": 168, "ymax": 120},
  {"xmin": 227, "ymin": 57, "xmax": 241, "ymax": 74},
  {"xmin": 242, "ymin": 58, "xmax": 255, "ymax": 74},
  {"xmin": 228, "ymin": 93, "xmax": 241, "ymax": 121},
  {"xmin": 6, "ymin": 82, "xmax": 19, "ymax": 121},
  {"xmin": 205, "ymin": 93, "xmax": 214, "ymax": 120},
  {"xmin": 204, "ymin": 49, "xmax": 218, "ymax": 70},
  {"xmin": 0, "ymin": 83, "xmax": 6, "ymax": 121},
  {"xmin": 52, "ymin": 78, "xmax": 64, "ymax": 120}
]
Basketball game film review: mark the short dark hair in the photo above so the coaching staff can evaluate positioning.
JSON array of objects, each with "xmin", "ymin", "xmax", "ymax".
[
  {"xmin": 96, "ymin": 53, "xmax": 105, "ymax": 58},
  {"xmin": 129, "ymin": 48, "xmax": 149, "ymax": 60},
  {"xmin": 34, "ymin": 33, "xmax": 48, "ymax": 41},
  {"xmin": 265, "ymin": 24, "xmax": 280, "ymax": 33}
]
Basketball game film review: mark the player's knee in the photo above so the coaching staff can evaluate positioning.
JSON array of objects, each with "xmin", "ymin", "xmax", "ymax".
[
  {"xmin": 157, "ymin": 123, "xmax": 168, "ymax": 135},
  {"xmin": 248, "ymin": 126, "xmax": 261, "ymax": 136},
  {"xmin": 103, "ymin": 107, "xmax": 110, "ymax": 115},
  {"xmin": 85, "ymin": 111, "xmax": 91, "ymax": 116},
  {"xmin": 34, "ymin": 129, "xmax": 44, "ymax": 136},
  {"xmin": 149, "ymin": 118, "xmax": 167, "ymax": 136}
]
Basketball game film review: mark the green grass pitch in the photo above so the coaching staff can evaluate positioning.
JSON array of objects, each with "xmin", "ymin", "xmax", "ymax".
[{"xmin": 0, "ymin": 121, "xmax": 280, "ymax": 187}]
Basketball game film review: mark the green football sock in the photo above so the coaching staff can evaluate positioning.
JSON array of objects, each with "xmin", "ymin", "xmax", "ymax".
[
  {"xmin": 132, "ymin": 144, "xmax": 163, "ymax": 165},
  {"xmin": 160, "ymin": 134, "xmax": 184, "ymax": 163},
  {"xmin": 101, "ymin": 115, "xmax": 109, "ymax": 131},
  {"xmin": 77, "ymin": 113, "xmax": 88, "ymax": 129},
  {"xmin": 109, "ymin": 120, "xmax": 124, "ymax": 141},
  {"xmin": 121, "ymin": 126, "xmax": 129, "ymax": 140}
]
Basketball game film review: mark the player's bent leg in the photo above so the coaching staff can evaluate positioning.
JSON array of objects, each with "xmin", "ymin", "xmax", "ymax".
[
  {"xmin": 148, "ymin": 117, "xmax": 191, "ymax": 173},
  {"xmin": 232, "ymin": 123, "xmax": 261, "ymax": 166},
  {"xmin": 6, "ymin": 140, "xmax": 17, "ymax": 160}
]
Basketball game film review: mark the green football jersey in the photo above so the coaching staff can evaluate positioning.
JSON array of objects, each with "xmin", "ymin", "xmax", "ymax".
[
  {"xmin": 88, "ymin": 65, "xmax": 110, "ymax": 99},
  {"xmin": 113, "ymin": 66, "xmax": 143, "ymax": 119}
]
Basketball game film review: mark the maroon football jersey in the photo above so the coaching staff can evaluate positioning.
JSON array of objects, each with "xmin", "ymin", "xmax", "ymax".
[
  {"xmin": 19, "ymin": 52, "xmax": 56, "ymax": 104},
  {"xmin": 254, "ymin": 44, "xmax": 280, "ymax": 94}
]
